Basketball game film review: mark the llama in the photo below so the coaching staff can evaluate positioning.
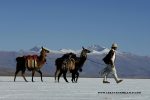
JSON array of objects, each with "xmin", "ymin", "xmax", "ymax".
[
  {"xmin": 55, "ymin": 47, "xmax": 91, "ymax": 83},
  {"xmin": 14, "ymin": 47, "xmax": 49, "ymax": 82}
]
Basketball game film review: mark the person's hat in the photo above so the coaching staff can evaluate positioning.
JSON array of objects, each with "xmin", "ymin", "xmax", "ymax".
[{"xmin": 111, "ymin": 43, "xmax": 118, "ymax": 48}]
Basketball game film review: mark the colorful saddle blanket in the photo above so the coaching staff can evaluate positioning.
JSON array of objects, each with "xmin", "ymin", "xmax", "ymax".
[{"xmin": 25, "ymin": 55, "xmax": 38, "ymax": 69}]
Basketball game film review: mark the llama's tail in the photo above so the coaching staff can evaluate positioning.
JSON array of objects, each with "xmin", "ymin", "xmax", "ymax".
[
  {"xmin": 16, "ymin": 57, "xmax": 20, "ymax": 62},
  {"xmin": 16, "ymin": 56, "xmax": 26, "ymax": 66},
  {"xmin": 16, "ymin": 56, "xmax": 24, "ymax": 62}
]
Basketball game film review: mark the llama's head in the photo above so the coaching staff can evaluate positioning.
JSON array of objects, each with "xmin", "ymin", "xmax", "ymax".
[
  {"xmin": 40, "ymin": 47, "xmax": 50, "ymax": 57},
  {"xmin": 80, "ymin": 47, "xmax": 91, "ymax": 58}
]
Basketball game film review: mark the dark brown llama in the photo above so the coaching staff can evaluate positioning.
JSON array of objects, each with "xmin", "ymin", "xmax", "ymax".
[
  {"xmin": 55, "ymin": 47, "xmax": 91, "ymax": 83},
  {"xmin": 14, "ymin": 47, "xmax": 50, "ymax": 82},
  {"xmin": 54, "ymin": 53, "xmax": 76, "ymax": 82}
]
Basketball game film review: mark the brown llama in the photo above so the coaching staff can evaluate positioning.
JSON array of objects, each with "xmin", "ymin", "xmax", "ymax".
[
  {"xmin": 14, "ymin": 47, "xmax": 50, "ymax": 82},
  {"xmin": 55, "ymin": 47, "xmax": 91, "ymax": 83}
]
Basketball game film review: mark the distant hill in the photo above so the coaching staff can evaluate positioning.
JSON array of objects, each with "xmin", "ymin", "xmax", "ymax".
[{"xmin": 0, "ymin": 45, "xmax": 150, "ymax": 78}]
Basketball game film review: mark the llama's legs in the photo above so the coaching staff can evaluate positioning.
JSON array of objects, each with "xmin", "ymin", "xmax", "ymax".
[
  {"xmin": 22, "ymin": 71, "xmax": 28, "ymax": 82},
  {"xmin": 58, "ymin": 71, "xmax": 62, "ymax": 83},
  {"xmin": 71, "ymin": 72, "xmax": 75, "ymax": 83},
  {"xmin": 54, "ymin": 70, "xmax": 58, "ymax": 82},
  {"xmin": 14, "ymin": 69, "xmax": 20, "ymax": 82},
  {"xmin": 37, "ymin": 70, "xmax": 43, "ymax": 82},
  {"xmin": 32, "ymin": 70, "xmax": 35, "ymax": 82},
  {"xmin": 63, "ymin": 71, "xmax": 69, "ymax": 83},
  {"xmin": 75, "ymin": 72, "xmax": 79, "ymax": 83}
]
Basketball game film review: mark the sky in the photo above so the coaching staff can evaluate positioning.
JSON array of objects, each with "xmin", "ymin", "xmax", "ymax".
[{"xmin": 0, "ymin": 0, "xmax": 150, "ymax": 56}]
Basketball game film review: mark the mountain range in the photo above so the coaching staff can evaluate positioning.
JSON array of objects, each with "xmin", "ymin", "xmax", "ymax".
[{"xmin": 0, "ymin": 45, "xmax": 150, "ymax": 78}]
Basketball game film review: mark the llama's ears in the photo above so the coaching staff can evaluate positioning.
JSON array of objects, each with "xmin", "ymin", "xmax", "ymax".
[
  {"xmin": 42, "ymin": 46, "xmax": 44, "ymax": 49},
  {"xmin": 82, "ymin": 46, "xmax": 85, "ymax": 50}
]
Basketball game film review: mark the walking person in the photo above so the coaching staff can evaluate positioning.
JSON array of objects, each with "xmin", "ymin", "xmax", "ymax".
[{"xmin": 101, "ymin": 43, "xmax": 123, "ymax": 84}]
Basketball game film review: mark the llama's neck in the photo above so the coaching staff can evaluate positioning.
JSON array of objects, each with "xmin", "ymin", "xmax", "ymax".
[
  {"xmin": 78, "ymin": 54, "xmax": 87, "ymax": 68},
  {"xmin": 38, "ymin": 54, "xmax": 46, "ymax": 67}
]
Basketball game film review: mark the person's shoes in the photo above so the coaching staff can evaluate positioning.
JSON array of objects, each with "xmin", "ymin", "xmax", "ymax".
[
  {"xmin": 116, "ymin": 80, "xmax": 123, "ymax": 84},
  {"xmin": 103, "ymin": 81, "xmax": 110, "ymax": 83}
]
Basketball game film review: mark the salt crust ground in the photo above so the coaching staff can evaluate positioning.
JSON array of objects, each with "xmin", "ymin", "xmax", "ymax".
[{"xmin": 0, "ymin": 77, "xmax": 149, "ymax": 100}]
